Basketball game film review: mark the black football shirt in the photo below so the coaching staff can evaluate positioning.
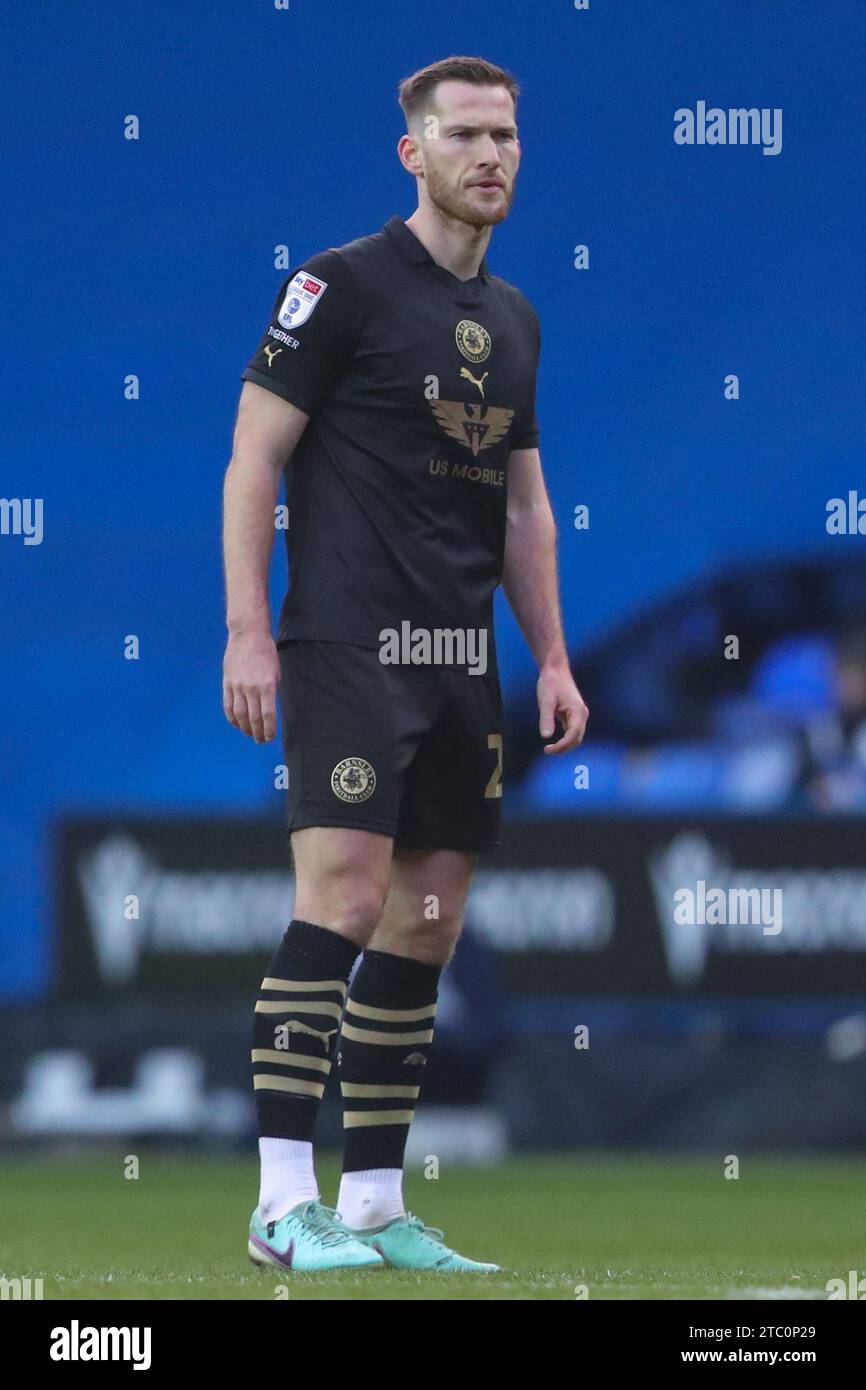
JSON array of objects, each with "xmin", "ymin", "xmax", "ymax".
[{"xmin": 240, "ymin": 215, "xmax": 541, "ymax": 668}]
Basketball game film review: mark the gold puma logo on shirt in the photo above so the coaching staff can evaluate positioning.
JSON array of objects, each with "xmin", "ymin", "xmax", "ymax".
[
  {"xmin": 459, "ymin": 366, "xmax": 489, "ymax": 398},
  {"xmin": 263, "ymin": 344, "xmax": 283, "ymax": 368}
]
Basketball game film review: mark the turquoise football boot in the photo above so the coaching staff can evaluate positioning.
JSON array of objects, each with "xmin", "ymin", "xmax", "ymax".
[
  {"xmin": 346, "ymin": 1212, "xmax": 501, "ymax": 1272},
  {"xmin": 248, "ymin": 1199, "xmax": 384, "ymax": 1272}
]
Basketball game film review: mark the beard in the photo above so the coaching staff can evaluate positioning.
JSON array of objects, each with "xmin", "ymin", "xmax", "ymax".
[{"xmin": 423, "ymin": 161, "xmax": 514, "ymax": 228}]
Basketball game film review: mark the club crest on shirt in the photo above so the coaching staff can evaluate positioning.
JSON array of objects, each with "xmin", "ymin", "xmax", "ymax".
[
  {"xmin": 455, "ymin": 319, "xmax": 491, "ymax": 364},
  {"xmin": 278, "ymin": 271, "xmax": 328, "ymax": 330},
  {"xmin": 331, "ymin": 756, "xmax": 376, "ymax": 803}
]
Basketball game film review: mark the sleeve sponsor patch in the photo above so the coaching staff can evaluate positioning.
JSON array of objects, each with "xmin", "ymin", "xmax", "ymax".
[{"xmin": 278, "ymin": 271, "xmax": 328, "ymax": 329}]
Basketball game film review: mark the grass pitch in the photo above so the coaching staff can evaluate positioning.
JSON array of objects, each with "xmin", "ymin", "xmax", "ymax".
[{"xmin": 1, "ymin": 1152, "xmax": 862, "ymax": 1300}]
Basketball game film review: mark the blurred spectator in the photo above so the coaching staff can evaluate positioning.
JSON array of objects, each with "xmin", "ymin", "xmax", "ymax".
[
  {"xmin": 513, "ymin": 559, "xmax": 866, "ymax": 816},
  {"xmin": 799, "ymin": 625, "xmax": 866, "ymax": 811}
]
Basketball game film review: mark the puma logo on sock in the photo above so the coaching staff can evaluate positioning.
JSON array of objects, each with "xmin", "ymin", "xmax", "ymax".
[{"xmin": 279, "ymin": 1019, "xmax": 338, "ymax": 1048}]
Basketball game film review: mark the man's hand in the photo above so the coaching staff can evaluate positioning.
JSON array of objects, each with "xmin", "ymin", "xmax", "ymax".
[
  {"xmin": 223, "ymin": 630, "xmax": 281, "ymax": 743},
  {"xmin": 537, "ymin": 661, "xmax": 589, "ymax": 754}
]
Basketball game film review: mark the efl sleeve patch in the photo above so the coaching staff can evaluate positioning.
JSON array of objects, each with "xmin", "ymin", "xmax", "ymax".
[
  {"xmin": 240, "ymin": 250, "xmax": 359, "ymax": 415},
  {"xmin": 278, "ymin": 271, "xmax": 328, "ymax": 329}
]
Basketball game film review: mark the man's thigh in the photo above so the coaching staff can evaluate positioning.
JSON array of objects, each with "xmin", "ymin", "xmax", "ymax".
[
  {"xmin": 290, "ymin": 825, "xmax": 395, "ymax": 941},
  {"xmin": 395, "ymin": 668, "xmax": 503, "ymax": 853},
  {"xmin": 279, "ymin": 639, "xmax": 433, "ymax": 839}
]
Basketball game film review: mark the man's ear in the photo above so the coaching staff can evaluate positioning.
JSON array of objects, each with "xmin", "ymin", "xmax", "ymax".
[{"xmin": 397, "ymin": 132, "xmax": 424, "ymax": 177}]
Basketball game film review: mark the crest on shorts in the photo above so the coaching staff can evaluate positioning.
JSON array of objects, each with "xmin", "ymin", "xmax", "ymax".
[
  {"xmin": 331, "ymin": 756, "xmax": 376, "ymax": 803},
  {"xmin": 278, "ymin": 271, "xmax": 328, "ymax": 330},
  {"xmin": 455, "ymin": 319, "xmax": 491, "ymax": 364}
]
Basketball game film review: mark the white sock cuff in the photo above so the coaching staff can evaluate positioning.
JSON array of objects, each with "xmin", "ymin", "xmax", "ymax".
[
  {"xmin": 259, "ymin": 1137, "xmax": 315, "ymax": 1164},
  {"xmin": 340, "ymin": 1167, "xmax": 403, "ymax": 1188}
]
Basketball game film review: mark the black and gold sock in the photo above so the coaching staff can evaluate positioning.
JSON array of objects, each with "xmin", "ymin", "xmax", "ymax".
[
  {"xmin": 252, "ymin": 918, "xmax": 359, "ymax": 1140},
  {"xmin": 338, "ymin": 948, "xmax": 441, "ymax": 1172}
]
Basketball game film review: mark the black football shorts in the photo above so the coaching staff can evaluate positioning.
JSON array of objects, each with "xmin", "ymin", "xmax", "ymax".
[{"xmin": 277, "ymin": 640, "xmax": 504, "ymax": 851}]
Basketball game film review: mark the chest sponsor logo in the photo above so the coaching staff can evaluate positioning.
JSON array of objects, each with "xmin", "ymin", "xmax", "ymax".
[
  {"xmin": 455, "ymin": 319, "xmax": 491, "ymax": 363},
  {"xmin": 429, "ymin": 459, "xmax": 505, "ymax": 487},
  {"xmin": 278, "ymin": 271, "xmax": 328, "ymax": 329},
  {"xmin": 430, "ymin": 400, "xmax": 514, "ymax": 456}
]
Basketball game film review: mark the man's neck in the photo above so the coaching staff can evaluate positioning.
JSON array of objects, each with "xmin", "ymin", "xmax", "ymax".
[{"xmin": 403, "ymin": 205, "xmax": 491, "ymax": 283}]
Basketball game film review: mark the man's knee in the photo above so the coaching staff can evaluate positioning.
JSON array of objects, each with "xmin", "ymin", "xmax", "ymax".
[
  {"xmin": 372, "ymin": 907, "xmax": 466, "ymax": 965},
  {"xmin": 291, "ymin": 828, "xmax": 392, "ymax": 942},
  {"xmin": 327, "ymin": 875, "xmax": 389, "ymax": 939},
  {"xmin": 295, "ymin": 864, "xmax": 390, "ymax": 941}
]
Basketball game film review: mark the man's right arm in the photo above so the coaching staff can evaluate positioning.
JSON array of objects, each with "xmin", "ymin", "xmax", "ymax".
[
  {"xmin": 225, "ymin": 251, "xmax": 360, "ymax": 741},
  {"xmin": 222, "ymin": 380, "xmax": 309, "ymax": 743}
]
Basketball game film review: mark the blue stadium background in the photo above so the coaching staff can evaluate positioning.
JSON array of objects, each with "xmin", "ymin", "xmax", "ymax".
[{"xmin": 3, "ymin": 0, "xmax": 865, "ymax": 1042}]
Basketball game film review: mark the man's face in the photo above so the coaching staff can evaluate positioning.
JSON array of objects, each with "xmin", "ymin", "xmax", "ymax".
[{"xmin": 412, "ymin": 81, "xmax": 520, "ymax": 228}]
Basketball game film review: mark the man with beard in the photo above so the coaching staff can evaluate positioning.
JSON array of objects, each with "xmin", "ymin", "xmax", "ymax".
[{"xmin": 224, "ymin": 55, "xmax": 588, "ymax": 1273}]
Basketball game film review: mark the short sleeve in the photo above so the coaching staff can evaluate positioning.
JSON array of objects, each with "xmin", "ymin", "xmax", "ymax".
[
  {"xmin": 240, "ymin": 250, "xmax": 359, "ymax": 415},
  {"xmin": 510, "ymin": 302, "xmax": 541, "ymax": 451}
]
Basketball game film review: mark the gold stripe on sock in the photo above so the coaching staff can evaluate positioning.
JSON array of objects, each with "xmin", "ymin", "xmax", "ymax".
[
  {"xmin": 261, "ymin": 977, "xmax": 348, "ymax": 997},
  {"xmin": 343, "ymin": 1109, "xmax": 416, "ymax": 1128},
  {"xmin": 344, "ymin": 999, "xmax": 437, "ymax": 1023},
  {"xmin": 251, "ymin": 1049, "xmax": 331, "ymax": 1074},
  {"xmin": 340, "ymin": 1082, "xmax": 421, "ymax": 1099},
  {"xmin": 339, "ymin": 1022, "xmax": 434, "ymax": 1046},
  {"xmin": 254, "ymin": 999, "xmax": 343, "ymax": 1019},
  {"xmin": 253, "ymin": 1073, "xmax": 325, "ymax": 1099}
]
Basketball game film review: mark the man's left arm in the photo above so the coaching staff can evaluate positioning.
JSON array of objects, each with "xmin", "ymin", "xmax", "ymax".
[{"xmin": 501, "ymin": 447, "xmax": 589, "ymax": 754}]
